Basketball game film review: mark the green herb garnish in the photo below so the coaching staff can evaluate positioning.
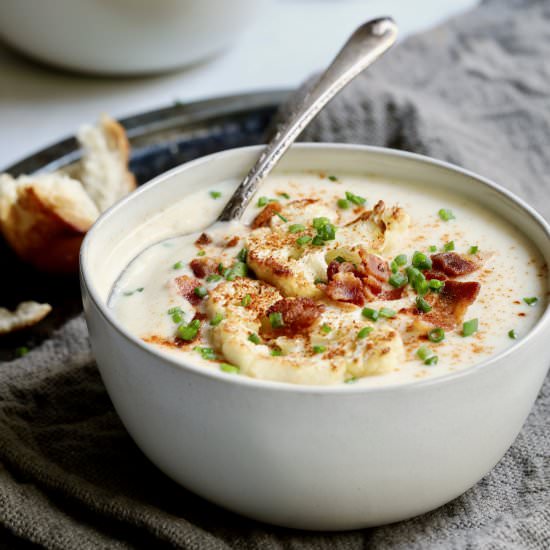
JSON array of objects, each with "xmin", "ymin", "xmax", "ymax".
[
  {"xmin": 210, "ymin": 313, "xmax": 224, "ymax": 326},
  {"xmin": 394, "ymin": 254, "xmax": 407, "ymax": 267},
  {"xmin": 523, "ymin": 297, "xmax": 538, "ymax": 306},
  {"xmin": 178, "ymin": 319, "xmax": 201, "ymax": 341},
  {"xmin": 296, "ymin": 235, "xmax": 312, "ymax": 246},
  {"xmin": 357, "ymin": 326, "xmax": 373, "ymax": 339},
  {"xmin": 237, "ymin": 248, "xmax": 248, "ymax": 262},
  {"xmin": 508, "ymin": 329, "xmax": 518, "ymax": 340},
  {"xmin": 206, "ymin": 273, "xmax": 223, "ymax": 282},
  {"xmin": 462, "ymin": 318, "xmax": 479, "ymax": 337},
  {"xmin": 289, "ymin": 224, "xmax": 306, "ymax": 234},
  {"xmin": 337, "ymin": 198, "xmax": 350, "ymax": 209},
  {"xmin": 173, "ymin": 261, "xmax": 183, "ymax": 270},
  {"xmin": 345, "ymin": 191, "xmax": 366, "ymax": 206},
  {"xmin": 248, "ymin": 333, "xmax": 261, "ymax": 345},
  {"xmin": 320, "ymin": 323, "xmax": 332, "ymax": 334},
  {"xmin": 469, "ymin": 245, "xmax": 479, "ymax": 254},
  {"xmin": 328, "ymin": 175, "xmax": 339, "ymax": 182},
  {"xmin": 412, "ymin": 251, "xmax": 433, "ymax": 270},
  {"xmin": 270, "ymin": 348, "xmax": 283, "ymax": 356},
  {"xmin": 194, "ymin": 286, "xmax": 208, "ymax": 299},
  {"xmin": 428, "ymin": 327, "xmax": 445, "ymax": 343},
  {"xmin": 275, "ymin": 212, "xmax": 288, "ymax": 223},
  {"xmin": 389, "ymin": 272, "xmax": 408, "ymax": 288},
  {"xmin": 362, "ymin": 307, "xmax": 379, "ymax": 321},
  {"xmin": 241, "ymin": 293, "xmax": 252, "ymax": 307},
  {"xmin": 379, "ymin": 307, "xmax": 397, "ymax": 319},
  {"xmin": 416, "ymin": 296, "xmax": 432, "ymax": 313},
  {"xmin": 220, "ymin": 363, "xmax": 240, "ymax": 374},
  {"xmin": 269, "ymin": 312, "xmax": 285, "ymax": 328},
  {"xmin": 194, "ymin": 346, "xmax": 216, "ymax": 360},
  {"xmin": 428, "ymin": 279, "xmax": 445, "ymax": 291},
  {"xmin": 443, "ymin": 241, "xmax": 455, "ymax": 252},
  {"xmin": 438, "ymin": 208, "xmax": 455, "ymax": 221},
  {"xmin": 225, "ymin": 261, "xmax": 248, "ymax": 281},
  {"xmin": 209, "ymin": 191, "xmax": 222, "ymax": 199},
  {"xmin": 312, "ymin": 345, "xmax": 326, "ymax": 354},
  {"xmin": 424, "ymin": 355, "xmax": 439, "ymax": 366}
]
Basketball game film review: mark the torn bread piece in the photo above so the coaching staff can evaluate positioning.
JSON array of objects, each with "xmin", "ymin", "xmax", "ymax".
[
  {"xmin": 0, "ymin": 301, "xmax": 52, "ymax": 334},
  {"xmin": 77, "ymin": 115, "xmax": 136, "ymax": 212},
  {"xmin": 0, "ymin": 115, "xmax": 135, "ymax": 273},
  {"xmin": 0, "ymin": 173, "xmax": 99, "ymax": 273}
]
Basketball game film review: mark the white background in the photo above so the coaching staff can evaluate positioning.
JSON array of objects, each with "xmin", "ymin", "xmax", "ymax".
[{"xmin": 0, "ymin": 0, "xmax": 477, "ymax": 169}]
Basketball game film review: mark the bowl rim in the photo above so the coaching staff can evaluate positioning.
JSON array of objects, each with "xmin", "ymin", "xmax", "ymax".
[{"xmin": 80, "ymin": 143, "xmax": 550, "ymax": 394}]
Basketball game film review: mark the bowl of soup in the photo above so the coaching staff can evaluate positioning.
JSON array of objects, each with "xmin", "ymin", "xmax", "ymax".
[{"xmin": 80, "ymin": 144, "xmax": 550, "ymax": 530}]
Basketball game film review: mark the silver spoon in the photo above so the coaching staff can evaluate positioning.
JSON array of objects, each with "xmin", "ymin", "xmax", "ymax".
[{"xmin": 218, "ymin": 17, "xmax": 398, "ymax": 222}]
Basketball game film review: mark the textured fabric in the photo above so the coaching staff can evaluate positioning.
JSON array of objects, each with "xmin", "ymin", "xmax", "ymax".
[{"xmin": 1, "ymin": 0, "xmax": 549, "ymax": 547}]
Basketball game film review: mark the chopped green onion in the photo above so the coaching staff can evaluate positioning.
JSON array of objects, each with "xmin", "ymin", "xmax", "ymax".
[
  {"xmin": 335, "ymin": 256, "xmax": 346, "ymax": 263},
  {"xmin": 248, "ymin": 333, "xmax": 261, "ymax": 345},
  {"xmin": 412, "ymin": 251, "xmax": 433, "ymax": 270},
  {"xmin": 15, "ymin": 346, "xmax": 29, "ymax": 357},
  {"xmin": 462, "ymin": 318, "xmax": 479, "ymax": 337},
  {"xmin": 312, "ymin": 235, "xmax": 325, "ymax": 246},
  {"xmin": 416, "ymin": 346, "xmax": 432, "ymax": 361},
  {"xmin": 312, "ymin": 217, "xmax": 330, "ymax": 230},
  {"xmin": 317, "ymin": 223, "xmax": 336, "ymax": 241},
  {"xmin": 220, "ymin": 363, "xmax": 240, "ymax": 374},
  {"xmin": 237, "ymin": 248, "xmax": 248, "ymax": 262},
  {"xmin": 337, "ymin": 198, "xmax": 350, "ymax": 209},
  {"xmin": 508, "ymin": 329, "xmax": 518, "ymax": 340},
  {"xmin": 443, "ymin": 241, "xmax": 455, "ymax": 252},
  {"xmin": 206, "ymin": 273, "xmax": 223, "ymax": 282},
  {"xmin": 424, "ymin": 355, "xmax": 439, "ymax": 366},
  {"xmin": 312, "ymin": 345, "xmax": 326, "ymax": 354},
  {"xmin": 416, "ymin": 296, "xmax": 432, "ymax": 313},
  {"xmin": 209, "ymin": 190, "xmax": 222, "ymax": 199},
  {"xmin": 523, "ymin": 297, "xmax": 538, "ymax": 306},
  {"xmin": 357, "ymin": 326, "xmax": 373, "ymax": 339},
  {"xmin": 320, "ymin": 323, "xmax": 332, "ymax": 334},
  {"xmin": 389, "ymin": 272, "xmax": 408, "ymax": 288},
  {"xmin": 241, "ymin": 294, "xmax": 252, "ymax": 307},
  {"xmin": 194, "ymin": 286, "xmax": 208, "ymax": 299},
  {"xmin": 210, "ymin": 313, "xmax": 224, "ymax": 326},
  {"xmin": 344, "ymin": 377, "xmax": 357, "ymax": 384},
  {"xmin": 269, "ymin": 312, "xmax": 285, "ymax": 328},
  {"xmin": 469, "ymin": 245, "xmax": 479, "ymax": 254},
  {"xmin": 314, "ymin": 278, "xmax": 327, "ymax": 285},
  {"xmin": 257, "ymin": 196, "xmax": 278, "ymax": 207},
  {"xmin": 278, "ymin": 192, "xmax": 291, "ymax": 199},
  {"xmin": 270, "ymin": 348, "xmax": 283, "ymax": 356},
  {"xmin": 345, "ymin": 191, "xmax": 366, "ymax": 206},
  {"xmin": 289, "ymin": 224, "xmax": 306, "ymax": 233},
  {"xmin": 225, "ymin": 261, "xmax": 248, "ymax": 281},
  {"xmin": 173, "ymin": 261, "xmax": 183, "ymax": 270},
  {"xmin": 296, "ymin": 235, "xmax": 312, "ymax": 246},
  {"xmin": 390, "ymin": 260, "xmax": 398, "ymax": 273},
  {"xmin": 394, "ymin": 254, "xmax": 407, "ymax": 267},
  {"xmin": 379, "ymin": 307, "xmax": 397, "ymax": 318},
  {"xmin": 178, "ymin": 319, "xmax": 201, "ymax": 341},
  {"xmin": 196, "ymin": 250, "xmax": 206, "ymax": 257},
  {"xmin": 275, "ymin": 212, "xmax": 288, "ymax": 223},
  {"xmin": 429, "ymin": 245, "xmax": 437, "ymax": 253},
  {"xmin": 167, "ymin": 306, "xmax": 183, "ymax": 315},
  {"xmin": 362, "ymin": 307, "xmax": 379, "ymax": 321},
  {"xmin": 438, "ymin": 208, "xmax": 455, "ymax": 221},
  {"xmin": 194, "ymin": 346, "xmax": 216, "ymax": 360},
  {"xmin": 171, "ymin": 311, "xmax": 183, "ymax": 323},
  {"xmin": 328, "ymin": 175, "xmax": 339, "ymax": 182},
  {"xmin": 428, "ymin": 279, "xmax": 445, "ymax": 291},
  {"xmin": 428, "ymin": 327, "xmax": 445, "ymax": 343}
]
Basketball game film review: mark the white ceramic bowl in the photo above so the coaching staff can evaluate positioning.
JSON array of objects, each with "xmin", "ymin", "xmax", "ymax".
[
  {"xmin": 0, "ymin": 0, "xmax": 265, "ymax": 75},
  {"xmin": 80, "ymin": 145, "xmax": 550, "ymax": 530}
]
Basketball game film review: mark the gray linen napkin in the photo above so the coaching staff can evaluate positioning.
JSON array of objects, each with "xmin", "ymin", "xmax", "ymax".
[{"xmin": 1, "ymin": 0, "xmax": 549, "ymax": 547}]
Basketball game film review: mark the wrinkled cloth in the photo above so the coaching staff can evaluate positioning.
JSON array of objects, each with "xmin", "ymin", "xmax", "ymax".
[{"xmin": 1, "ymin": 0, "xmax": 549, "ymax": 547}]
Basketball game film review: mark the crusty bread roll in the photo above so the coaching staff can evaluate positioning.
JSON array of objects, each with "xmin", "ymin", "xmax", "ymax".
[
  {"xmin": 0, "ymin": 301, "xmax": 52, "ymax": 334},
  {"xmin": 0, "ymin": 115, "xmax": 135, "ymax": 273}
]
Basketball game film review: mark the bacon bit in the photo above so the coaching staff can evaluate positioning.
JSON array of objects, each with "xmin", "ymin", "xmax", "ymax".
[
  {"xmin": 261, "ymin": 297, "xmax": 324, "ymax": 338},
  {"xmin": 424, "ymin": 270, "xmax": 447, "ymax": 281},
  {"xmin": 362, "ymin": 275, "xmax": 383, "ymax": 297},
  {"xmin": 431, "ymin": 252, "xmax": 479, "ymax": 277},
  {"xmin": 174, "ymin": 275, "xmax": 203, "ymax": 305},
  {"xmin": 360, "ymin": 250, "xmax": 390, "ymax": 282},
  {"xmin": 324, "ymin": 272, "xmax": 365, "ymax": 306},
  {"xmin": 195, "ymin": 232, "xmax": 212, "ymax": 246},
  {"xmin": 251, "ymin": 202, "xmax": 283, "ymax": 229},
  {"xmin": 327, "ymin": 260, "xmax": 357, "ymax": 281},
  {"xmin": 378, "ymin": 287, "xmax": 405, "ymax": 301},
  {"xmin": 225, "ymin": 235, "xmax": 240, "ymax": 248},
  {"xmin": 420, "ymin": 280, "xmax": 481, "ymax": 329},
  {"xmin": 190, "ymin": 257, "xmax": 218, "ymax": 279}
]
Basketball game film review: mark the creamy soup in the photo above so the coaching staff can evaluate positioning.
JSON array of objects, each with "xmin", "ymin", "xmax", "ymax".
[{"xmin": 110, "ymin": 172, "xmax": 547, "ymax": 386}]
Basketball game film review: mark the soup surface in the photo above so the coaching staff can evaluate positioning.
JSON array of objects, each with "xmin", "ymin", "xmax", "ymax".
[{"xmin": 110, "ymin": 171, "xmax": 547, "ymax": 386}]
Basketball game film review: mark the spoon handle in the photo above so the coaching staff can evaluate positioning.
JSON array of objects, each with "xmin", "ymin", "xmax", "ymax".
[{"xmin": 218, "ymin": 17, "xmax": 397, "ymax": 222}]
